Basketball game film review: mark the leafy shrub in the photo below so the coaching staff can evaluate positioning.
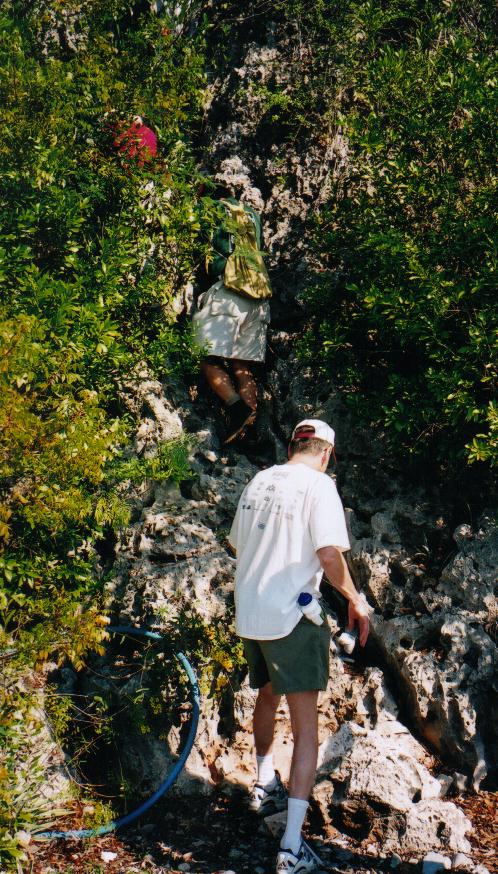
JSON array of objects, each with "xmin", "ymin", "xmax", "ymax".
[
  {"xmin": 212, "ymin": 1, "xmax": 496, "ymax": 470},
  {"xmin": 0, "ymin": 1, "xmax": 210, "ymax": 861},
  {"xmin": 110, "ymin": 435, "xmax": 194, "ymax": 485},
  {"xmin": 267, "ymin": 0, "xmax": 497, "ymax": 468},
  {"xmin": 0, "ymin": 0, "xmax": 209, "ymax": 647}
]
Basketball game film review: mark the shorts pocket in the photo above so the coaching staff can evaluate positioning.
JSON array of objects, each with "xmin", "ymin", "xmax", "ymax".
[{"xmin": 208, "ymin": 292, "xmax": 241, "ymax": 319}]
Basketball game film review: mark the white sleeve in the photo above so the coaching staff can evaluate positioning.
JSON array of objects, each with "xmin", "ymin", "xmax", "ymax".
[
  {"xmin": 309, "ymin": 475, "xmax": 350, "ymax": 552},
  {"xmin": 228, "ymin": 488, "xmax": 245, "ymax": 551},
  {"xmin": 228, "ymin": 513, "xmax": 238, "ymax": 551}
]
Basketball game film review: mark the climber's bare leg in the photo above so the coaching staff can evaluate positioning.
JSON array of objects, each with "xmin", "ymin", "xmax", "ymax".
[
  {"xmin": 232, "ymin": 359, "xmax": 258, "ymax": 411},
  {"xmin": 201, "ymin": 357, "xmax": 238, "ymax": 405}
]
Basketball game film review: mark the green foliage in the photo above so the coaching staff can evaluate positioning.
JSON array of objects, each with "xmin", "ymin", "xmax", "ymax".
[
  {"xmin": 0, "ymin": 676, "xmax": 72, "ymax": 866},
  {"xmin": 42, "ymin": 605, "xmax": 244, "ymax": 811},
  {"xmin": 269, "ymin": 0, "xmax": 498, "ymax": 468},
  {"xmin": 110, "ymin": 435, "xmax": 193, "ymax": 485},
  {"xmin": 163, "ymin": 603, "xmax": 245, "ymax": 698},
  {"xmin": 0, "ymin": 0, "xmax": 207, "ymax": 650},
  {"xmin": 0, "ymin": 1, "xmax": 208, "ymax": 862}
]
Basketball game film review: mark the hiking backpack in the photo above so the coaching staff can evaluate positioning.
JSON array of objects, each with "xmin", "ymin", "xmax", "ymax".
[{"xmin": 208, "ymin": 199, "xmax": 272, "ymax": 301}]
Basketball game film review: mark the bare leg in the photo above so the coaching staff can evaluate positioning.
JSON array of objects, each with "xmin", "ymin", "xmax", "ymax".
[
  {"xmin": 201, "ymin": 358, "xmax": 238, "ymax": 405},
  {"xmin": 253, "ymin": 681, "xmax": 281, "ymax": 757},
  {"xmin": 286, "ymin": 690, "xmax": 319, "ymax": 800},
  {"xmin": 232, "ymin": 359, "xmax": 258, "ymax": 411}
]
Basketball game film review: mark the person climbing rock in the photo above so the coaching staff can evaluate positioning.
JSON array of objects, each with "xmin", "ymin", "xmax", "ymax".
[
  {"xmin": 228, "ymin": 420, "xmax": 370, "ymax": 873},
  {"xmin": 193, "ymin": 182, "xmax": 272, "ymax": 444},
  {"xmin": 113, "ymin": 115, "xmax": 157, "ymax": 166}
]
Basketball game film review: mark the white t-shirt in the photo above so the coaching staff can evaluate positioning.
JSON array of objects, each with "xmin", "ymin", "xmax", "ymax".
[{"xmin": 229, "ymin": 462, "xmax": 350, "ymax": 640}]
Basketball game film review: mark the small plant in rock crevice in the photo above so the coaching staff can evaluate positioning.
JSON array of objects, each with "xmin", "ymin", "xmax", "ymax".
[{"xmin": 41, "ymin": 604, "xmax": 245, "ymax": 812}]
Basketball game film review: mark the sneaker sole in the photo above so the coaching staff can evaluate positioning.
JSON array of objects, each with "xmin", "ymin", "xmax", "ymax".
[
  {"xmin": 276, "ymin": 852, "xmax": 319, "ymax": 874},
  {"xmin": 276, "ymin": 842, "xmax": 324, "ymax": 872}
]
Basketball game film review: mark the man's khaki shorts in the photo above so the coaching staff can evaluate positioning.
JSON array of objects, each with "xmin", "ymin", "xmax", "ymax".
[
  {"xmin": 192, "ymin": 281, "xmax": 270, "ymax": 363},
  {"xmin": 242, "ymin": 616, "xmax": 331, "ymax": 695}
]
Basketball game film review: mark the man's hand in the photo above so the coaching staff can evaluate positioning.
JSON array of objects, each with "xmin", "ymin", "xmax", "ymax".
[
  {"xmin": 348, "ymin": 597, "xmax": 370, "ymax": 648},
  {"xmin": 317, "ymin": 545, "xmax": 371, "ymax": 647}
]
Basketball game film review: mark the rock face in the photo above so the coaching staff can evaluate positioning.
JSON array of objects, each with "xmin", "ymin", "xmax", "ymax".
[
  {"xmin": 314, "ymin": 668, "xmax": 475, "ymax": 854},
  {"xmin": 31, "ymin": 0, "xmax": 90, "ymax": 56},
  {"xmin": 316, "ymin": 720, "xmax": 472, "ymax": 854},
  {"xmin": 97, "ymin": 369, "xmax": 486, "ymax": 857},
  {"xmin": 348, "ymin": 515, "xmax": 497, "ymax": 788},
  {"xmin": 119, "ymin": 369, "xmax": 184, "ymax": 455},
  {"xmin": 201, "ymin": 28, "xmax": 349, "ymax": 317}
]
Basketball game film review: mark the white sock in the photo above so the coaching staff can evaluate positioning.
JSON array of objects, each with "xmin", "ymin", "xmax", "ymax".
[
  {"xmin": 256, "ymin": 753, "xmax": 276, "ymax": 787},
  {"xmin": 280, "ymin": 797, "xmax": 309, "ymax": 855}
]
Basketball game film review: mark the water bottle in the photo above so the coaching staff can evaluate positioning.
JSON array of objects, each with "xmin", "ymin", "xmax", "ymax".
[{"xmin": 297, "ymin": 592, "xmax": 324, "ymax": 626}]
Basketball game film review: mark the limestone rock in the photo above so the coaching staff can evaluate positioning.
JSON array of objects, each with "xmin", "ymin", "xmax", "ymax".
[
  {"xmin": 33, "ymin": 0, "xmax": 89, "ymax": 56},
  {"xmin": 439, "ymin": 517, "xmax": 498, "ymax": 613},
  {"xmin": 370, "ymin": 611, "xmax": 495, "ymax": 786},
  {"xmin": 119, "ymin": 369, "xmax": 183, "ymax": 453},
  {"xmin": 451, "ymin": 853, "xmax": 475, "ymax": 872},
  {"xmin": 314, "ymin": 720, "xmax": 472, "ymax": 854},
  {"xmin": 316, "ymin": 720, "xmax": 442, "ymax": 813},
  {"xmin": 403, "ymin": 802, "xmax": 472, "ymax": 854}
]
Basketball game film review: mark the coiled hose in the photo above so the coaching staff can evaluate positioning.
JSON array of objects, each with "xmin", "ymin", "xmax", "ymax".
[{"xmin": 38, "ymin": 626, "xmax": 200, "ymax": 840}]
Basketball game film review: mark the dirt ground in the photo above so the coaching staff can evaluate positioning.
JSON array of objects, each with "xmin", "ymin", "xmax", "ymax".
[
  {"xmin": 29, "ymin": 789, "xmax": 497, "ymax": 874},
  {"xmin": 454, "ymin": 792, "xmax": 497, "ymax": 872}
]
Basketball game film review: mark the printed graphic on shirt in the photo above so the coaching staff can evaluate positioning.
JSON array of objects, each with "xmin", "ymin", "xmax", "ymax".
[{"xmin": 241, "ymin": 468, "xmax": 302, "ymax": 521}]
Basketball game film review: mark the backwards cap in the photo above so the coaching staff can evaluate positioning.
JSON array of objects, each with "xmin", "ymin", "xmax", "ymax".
[{"xmin": 291, "ymin": 419, "xmax": 335, "ymax": 447}]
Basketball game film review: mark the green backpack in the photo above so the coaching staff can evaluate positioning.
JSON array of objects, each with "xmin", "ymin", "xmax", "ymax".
[
  {"xmin": 223, "ymin": 200, "xmax": 271, "ymax": 300},
  {"xmin": 207, "ymin": 199, "xmax": 272, "ymax": 301}
]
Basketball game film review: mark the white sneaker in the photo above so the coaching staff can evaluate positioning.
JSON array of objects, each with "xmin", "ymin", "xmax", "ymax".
[
  {"xmin": 276, "ymin": 840, "xmax": 322, "ymax": 873},
  {"xmin": 248, "ymin": 771, "xmax": 288, "ymax": 815}
]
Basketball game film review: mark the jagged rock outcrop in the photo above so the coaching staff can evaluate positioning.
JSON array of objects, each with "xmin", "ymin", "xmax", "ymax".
[
  {"xmin": 348, "ymin": 515, "xmax": 497, "ymax": 788},
  {"xmin": 96, "ymin": 370, "xmax": 488, "ymax": 859},
  {"xmin": 202, "ymin": 33, "xmax": 349, "ymax": 308},
  {"xmin": 30, "ymin": 0, "xmax": 90, "ymax": 56},
  {"xmin": 119, "ymin": 369, "xmax": 184, "ymax": 455},
  {"xmin": 316, "ymin": 721, "xmax": 472, "ymax": 855}
]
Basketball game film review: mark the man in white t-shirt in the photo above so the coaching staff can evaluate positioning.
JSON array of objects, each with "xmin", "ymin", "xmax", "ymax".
[{"xmin": 229, "ymin": 419, "xmax": 370, "ymax": 874}]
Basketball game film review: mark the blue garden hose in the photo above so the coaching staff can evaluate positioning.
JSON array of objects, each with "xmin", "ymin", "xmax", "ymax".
[{"xmin": 37, "ymin": 626, "xmax": 200, "ymax": 840}]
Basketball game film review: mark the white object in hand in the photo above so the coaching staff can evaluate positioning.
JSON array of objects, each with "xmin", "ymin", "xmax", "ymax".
[
  {"xmin": 336, "ymin": 629, "xmax": 357, "ymax": 654},
  {"xmin": 297, "ymin": 593, "xmax": 324, "ymax": 625}
]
